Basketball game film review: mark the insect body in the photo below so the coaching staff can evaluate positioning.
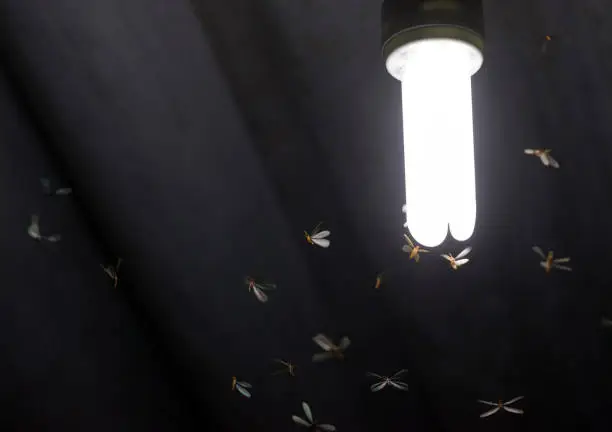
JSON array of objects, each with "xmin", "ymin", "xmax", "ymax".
[
  {"xmin": 478, "ymin": 396, "xmax": 524, "ymax": 418},
  {"xmin": 272, "ymin": 359, "xmax": 296, "ymax": 376},
  {"xmin": 441, "ymin": 247, "xmax": 472, "ymax": 270},
  {"xmin": 101, "ymin": 258, "xmax": 122, "ymax": 288},
  {"xmin": 524, "ymin": 149, "xmax": 559, "ymax": 168},
  {"xmin": 402, "ymin": 234, "xmax": 430, "ymax": 262},
  {"xmin": 366, "ymin": 369, "xmax": 409, "ymax": 392},
  {"xmin": 304, "ymin": 222, "xmax": 331, "ymax": 248},
  {"xmin": 532, "ymin": 246, "xmax": 571, "ymax": 273},
  {"xmin": 312, "ymin": 334, "xmax": 350, "ymax": 362}
]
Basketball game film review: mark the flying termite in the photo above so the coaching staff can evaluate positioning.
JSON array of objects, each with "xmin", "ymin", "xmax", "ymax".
[
  {"xmin": 402, "ymin": 234, "xmax": 430, "ymax": 262},
  {"xmin": 245, "ymin": 277, "xmax": 276, "ymax": 303},
  {"xmin": 312, "ymin": 333, "xmax": 350, "ymax": 362},
  {"xmin": 524, "ymin": 148, "xmax": 559, "ymax": 168},
  {"xmin": 478, "ymin": 396, "xmax": 524, "ymax": 418},
  {"xmin": 532, "ymin": 246, "xmax": 571, "ymax": 273},
  {"xmin": 441, "ymin": 247, "xmax": 472, "ymax": 270},
  {"xmin": 304, "ymin": 222, "xmax": 331, "ymax": 248}
]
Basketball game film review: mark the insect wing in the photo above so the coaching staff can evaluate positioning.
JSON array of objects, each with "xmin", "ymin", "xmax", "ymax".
[
  {"xmin": 302, "ymin": 401, "xmax": 314, "ymax": 423},
  {"xmin": 252, "ymin": 285, "xmax": 268, "ymax": 303},
  {"xmin": 539, "ymin": 153, "xmax": 551, "ymax": 166},
  {"xmin": 602, "ymin": 317, "xmax": 612, "ymax": 327},
  {"xmin": 477, "ymin": 400, "xmax": 498, "ymax": 407},
  {"xmin": 503, "ymin": 406, "xmax": 524, "ymax": 415},
  {"xmin": 338, "ymin": 336, "xmax": 351, "ymax": 350},
  {"xmin": 402, "ymin": 244, "xmax": 412, "ymax": 253},
  {"xmin": 403, "ymin": 234, "xmax": 415, "ymax": 249},
  {"xmin": 480, "ymin": 407, "xmax": 501, "ymax": 418},
  {"xmin": 366, "ymin": 372, "xmax": 384, "ymax": 379},
  {"xmin": 46, "ymin": 234, "xmax": 61, "ymax": 242},
  {"xmin": 311, "ymin": 230, "xmax": 330, "ymax": 240},
  {"xmin": 524, "ymin": 149, "xmax": 535, "ymax": 155},
  {"xmin": 313, "ymin": 334, "xmax": 335, "ymax": 351},
  {"xmin": 456, "ymin": 247, "xmax": 472, "ymax": 260},
  {"xmin": 389, "ymin": 380, "xmax": 409, "ymax": 391},
  {"xmin": 441, "ymin": 254, "xmax": 453, "ymax": 262},
  {"xmin": 55, "ymin": 187, "xmax": 73, "ymax": 195},
  {"xmin": 553, "ymin": 264, "xmax": 572, "ymax": 271},
  {"xmin": 292, "ymin": 415, "xmax": 311, "ymax": 427},
  {"xmin": 370, "ymin": 381, "xmax": 388, "ymax": 392},
  {"xmin": 237, "ymin": 381, "xmax": 252, "ymax": 388},
  {"xmin": 236, "ymin": 383, "xmax": 251, "ymax": 398},
  {"xmin": 532, "ymin": 246, "xmax": 546, "ymax": 259},
  {"xmin": 318, "ymin": 424, "xmax": 337, "ymax": 431},
  {"xmin": 255, "ymin": 282, "xmax": 277, "ymax": 291},
  {"xmin": 390, "ymin": 369, "xmax": 408, "ymax": 379},
  {"xmin": 312, "ymin": 352, "xmax": 334, "ymax": 362},
  {"xmin": 505, "ymin": 395, "xmax": 524, "ymax": 405},
  {"xmin": 553, "ymin": 257, "xmax": 570, "ymax": 263},
  {"xmin": 455, "ymin": 259, "xmax": 469, "ymax": 267},
  {"xmin": 547, "ymin": 154, "xmax": 559, "ymax": 168},
  {"xmin": 312, "ymin": 237, "xmax": 330, "ymax": 248}
]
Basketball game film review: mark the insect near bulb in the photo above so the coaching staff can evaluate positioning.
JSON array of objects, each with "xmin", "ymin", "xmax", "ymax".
[{"xmin": 382, "ymin": 0, "xmax": 484, "ymax": 247}]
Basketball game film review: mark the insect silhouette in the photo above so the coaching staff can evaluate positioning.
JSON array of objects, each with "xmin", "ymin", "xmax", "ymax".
[
  {"xmin": 312, "ymin": 334, "xmax": 350, "ymax": 362},
  {"xmin": 366, "ymin": 369, "xmax": 409, "ymax": 392},
  {"xmin": 402, "ymin": 234, "xmax": 430, "ymax": 262},
  {"xmin": 272, "ymin": 359, "xmax": 296, "ymax": 376},
  {"xmin": 292, "ymin": 401, "xmax": 336, "ymax": 431},
  {"xmin": 231, "ymin": 376, "xmax": 252, "ymax": 398},
  {"xmin": 374, "ymin": 272, "xmax": 384, "ymax": 289},
  {"xmin": 40, "ymin": 177, "xmax": 72, "ymax": 196},
  {"xmin": 245, "ymin": 277, "xmax": 276, "ymax": 303},
  {"xmin": 524, "ymin": 148, "xmax": 560, "ymax": 168},
  {"xmin": 532, "ymin": 246, "xmax": 571, "ymax": 273},
  {"xmin": 478, "ymin": 396, "xmax": 524, "ymax": 418},
  {"xmin": 27, "ymin": 215, "xmax": 61, "ymax": 243},
  {"xmin": 101, "ymin": 258, "xmax": 122, "ymax": 288},
  {"xmin": 304, "ymin": 222, "xmax": 331, "ymax": 248},
  {"xmin": 441, "ymin": 247, "xmax": 471, "ymax": 270},
  {"xmin": 541, "ymin": 35, "xmax": 553, "ymax": 53}
]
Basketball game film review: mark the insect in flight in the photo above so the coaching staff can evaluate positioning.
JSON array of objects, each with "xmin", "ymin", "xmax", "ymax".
[
  {"xmin": 524, "ymin": 148, "xmax": 560, "ymax": 168},
  {"xmin": 231, "ymin": 376, "xmax": 252, "ymax": 398},
  {"xmin": 402, "ymin": 234, "xmax": 430, "ymax": 262},
  {"xmin": 40, "ymin": 177, "xmax": 72, "ymax": 196},
  {"xmin": 532, "ymin": 246, "xmax": 571, "ymax": 273},
  {"xmin": 304, "ymin": 222, "xmax": 331, "ymax": 248},
  {"xmin": 245, "ymin": 277, "xmax": 276, "ymax": 303},
  {"xmin": 292, "ymin": 401, "xmax": 336, "ymax": 431},
  {"xmin": 272, "ymin": 358, "xmax": 296, "ymax": 376},
  {"xmin": 478, "ymin": 396, "xmax": 524, "ymax": 418},
  {"xmin": 541, "ymin": 35, "xmax": 553, "ymax": 53},
  {"xmin": 374, "ymin": 272, "xmax": 384, "ymax": 289},
  {"xmin": 441, "ymin": 247, "xmax": 472, "ymax": 270},
  {"xmin": 27, "ymin": 215, "xmax": 61, "ymax": 243},
  {"xmin": 366, "ymin": 369, "xmax": 409, "ymax": 392},
  {"xmin": 101, "ymin": 258, "xmax": 122, "ymax": 288},
  {"xmin": 312, "ymin": 333, "xmax": 350, "ymax": 362}
]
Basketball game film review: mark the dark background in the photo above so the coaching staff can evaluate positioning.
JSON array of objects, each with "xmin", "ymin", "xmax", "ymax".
[{"xmin": 0, "ymin": 0, "xmax": 611, "ymax": 430}]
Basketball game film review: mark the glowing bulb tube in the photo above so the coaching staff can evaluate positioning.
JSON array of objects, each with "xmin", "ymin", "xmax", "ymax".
[{"xmin": 387, "ymin": 38, "xmax": 482, "ymax": 247}]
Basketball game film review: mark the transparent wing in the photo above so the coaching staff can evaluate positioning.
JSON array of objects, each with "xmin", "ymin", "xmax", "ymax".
[
  {"xmin": 539, "ymin": 154, "xmax": 551, "ymax": 166},
  {"xmin": 480, "ymin": 407, "xmax": 500, "ymax": 418},
  {"xmin": 312, "ymin": 352, "xmax": 334, "ymax": 362},
  {"xmin": 28, "ymin": 215, "xmax": 41, "ymax": 239},
  {"xmin": 547, "ymin": 155, "xmax": 559, "ymax": 168},
  {"xmin": 313, "ymin": 334, "xmax": 335, "ymax": 351},
  {"xmin": 46, "ymin": 234, "xmax": 62, "ymax": 243},
  {"xmin": 441, "ymin": 254, "xmax": 452, "ymax": 262},
  {"xmin": 420, "ymin": 248, "xmax": 430, "ymax": 253},
  {"xmin": 318, "ymin": 424, "xmax": 337, "ymax": 431},
  {"xmin": 274, "ymin": 359, "xmax": 289, "ymax": 367},
  {"xmin": 403, "ymin": 234, "xmax": 415, "ymax": 249},
  {"xmin": 339, "ymin": 336, "xmax": 351, "ymax": 350},
  {"xmin": 524, "ymin": 149, "xmax": 535, "ymax": 155},
  {"xmin": 391, "ymin": 369, "xmax": 408, "ymax": 379},
  {"xmin": 503, "ymin": 406, "xmax": 524, "ymax": 415},
  {"xmin": 539, "ymin": 261, "xmax": 548, "ymax": 269},
  {"xmin": 302, "ymin": 401, "xmax": 314, "ymax": 423},
  {"xmin": 414, "ymin": 253, "xmax": 420, "ymax": 263},
  {"xmin": 389, "ymin": 380, "xmax": 409, "ymax": 391},
  {"xmin": 553, "ymin": 257, "xmax": 570, "ymax": 263},
  {"xmin": 255, "ymin": 282, "xmax": 277, "ymax": 291},
  {"xmin": 237, "ymin": 381, "xmax": 252, "ymax": 388},
  {"xmin": 455, "ymin": 259, "xmax": 469, "ymax": 267},
  {"xmin": 292, "ymin": 415, "xmax": 311, "ymax": 427},
  {"xmin": 236, "ymin": 385, "xmax": 251, "ymax": 398},
  {"xmin": 456, "ymin": 247, "xmax": 472, "ymax": 259},
  {"xmin": 505, "ymin": 395, "xmax": 524, "ymax": 405},
  {"xmin": 55, "ymin": 187, "xmax": 73, "ymax": 195},
  {"xmin": 366, "ymin": 372, "xmax": 384, "ymax": 379},
  {"xmin": 532, "ymin": 246, "xmax": 546, "ymax": 259},
  {"xmin": 402, "ymin": 244, "xmax": 412, "ymax": 253},
  {"xmin": 311, "ymin": 230, "xmax": 330, "ymax": 240},
  {"xmin": 252, "ymin": 286, "xmax": 268, "ymax": 303},
  {"xmin": 370, "ymin": 381, "xmax": 387, "ymax": 392},
  {"xmin": 478, "ymin": 400, "xmax": 498, "ymax": 407},
  {"xmin": 553, "ymin": 264, "xmax": 572, "ymax": 271},
  {"xmin": 312, "ymin": 238, "xmax": 330, "ymax": 248}
]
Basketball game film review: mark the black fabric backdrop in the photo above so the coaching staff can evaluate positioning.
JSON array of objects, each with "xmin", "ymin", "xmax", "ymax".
[{"xmin": 1, "ymin": 0, "xmax": 611, "ymax": 430}]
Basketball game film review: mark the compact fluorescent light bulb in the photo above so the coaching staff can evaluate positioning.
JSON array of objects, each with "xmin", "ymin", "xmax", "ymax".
[{"xmin": 386, "ymin": 38, "xmax": 483, "ymax": 247}]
